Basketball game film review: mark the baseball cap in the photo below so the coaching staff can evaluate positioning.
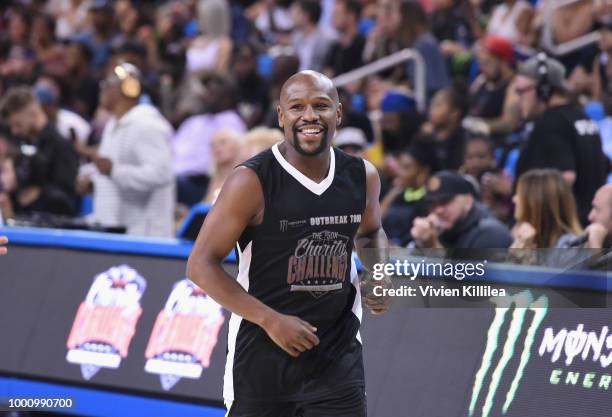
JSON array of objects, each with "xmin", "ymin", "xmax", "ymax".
[
  {"xmin": 518, "ymin": 53, "xmax": 568, "ymax": 93},
  {"xmin": 425, "ymin": 171, "xmax": 475, "ymax": 202},
  {"xmin": 335, "ymin": 127, "xmax": 367, "ymax": 149},
  {"xmin": 481, "ymin": 36, "xmax": 515, "ymax": 66}
]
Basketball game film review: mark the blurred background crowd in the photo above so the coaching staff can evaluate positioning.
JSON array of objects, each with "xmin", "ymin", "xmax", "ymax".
[{"xmin": 0, "ymin": 0, "xmax": 612, "ymax": 255}]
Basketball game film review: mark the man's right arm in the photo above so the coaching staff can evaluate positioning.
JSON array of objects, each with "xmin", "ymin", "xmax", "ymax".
[{"xmin": 186, "ymin": 167, "xmax": 319, "ymax": 357}]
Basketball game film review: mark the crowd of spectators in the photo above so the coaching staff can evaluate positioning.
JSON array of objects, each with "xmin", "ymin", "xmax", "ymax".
[{"xmin": 0, "ymin": 0, "xmax": 610, "ymax": 262}]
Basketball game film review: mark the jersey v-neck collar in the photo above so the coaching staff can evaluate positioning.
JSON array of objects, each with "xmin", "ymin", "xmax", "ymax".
[{"xmin": 271, "ymin": 143, "xmax": 335, "ymax": 196}]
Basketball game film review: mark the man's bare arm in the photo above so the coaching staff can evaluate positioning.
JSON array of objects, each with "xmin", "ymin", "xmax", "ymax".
[
  {"xmin": 0, "ymin": 236, "xmax": 7, "ymax": 255},
  {"xmin": 187, "ymin": 167, "xmax": 319, "ymax": 357},
  {"xmin": 353, "ymin": 160, "xmax": 391, "ymax": 314}
]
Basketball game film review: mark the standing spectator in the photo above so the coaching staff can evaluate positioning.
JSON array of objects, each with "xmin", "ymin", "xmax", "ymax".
[
  {"xmin": 511, "ymin": 169, "xmax": 583, "ymax": 250},
  {"xmin": 420, "ymin": 83, "xmax": 468, "ymax": 171},
  {"xmin": 381, "ymin": 140, "xmax": 437, "ymax": 246},
  {"xmin": 0, "ymin": 86, "xmax": 79, "ymax": 216},
  {"xmin": 323, "ymin": 0, "xmax": 365, "ymax": 77},
  {"xmin": 46, "ymin": 0, "xmax": 92, "ymax": 40},
  {"xmin": 410, "ymin": 170, "xmax": 512, "ymax": 249},
  {"xmin": 172, "ymin": 73, "xmax": 247, "ymax": 206},
  {"xmin": 514, "ymin": 54, "xmax": 609, "ymax": 224},
  {"xmin": 81, "ymin": 62, "xmax": 175, "ymax": 237},
  {"xmin": 291, "ymin": 0, "xmax": 335, "ymax": 71},
  {"xmin": 463, "ymin": 36, "xmax": 520, "ymax": 140}
]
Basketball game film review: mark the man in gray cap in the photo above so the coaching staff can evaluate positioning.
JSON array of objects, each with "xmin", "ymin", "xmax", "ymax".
[
  {"xmin": 514, "ymin": 53, "xmax": 609, "ymax": 224},
  {"xmin": 410, "ymin": 170, "xmax": 512, "ymax": 249}
]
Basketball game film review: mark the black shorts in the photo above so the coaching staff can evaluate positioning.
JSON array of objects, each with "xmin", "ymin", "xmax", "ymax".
[{"xmin": 226, "ymin": 385, "xmax": 367, "ymax": 417}]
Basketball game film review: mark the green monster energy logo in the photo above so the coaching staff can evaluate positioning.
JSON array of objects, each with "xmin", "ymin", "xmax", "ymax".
[{"xmin": 468, "ymin": 291, "xmax": 549, "ymax": 417}]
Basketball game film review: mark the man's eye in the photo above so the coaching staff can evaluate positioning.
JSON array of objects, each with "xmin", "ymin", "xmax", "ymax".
[
  {"xmin": 315, "ymin": 104, "xmax": 329, "ymax": 110},
  {"xmin": 291, "ymin": 105, "xmax": 303, "ymax": 110}
]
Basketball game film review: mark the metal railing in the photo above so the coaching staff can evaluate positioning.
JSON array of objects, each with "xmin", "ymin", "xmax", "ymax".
[{"xmin": 332, "ymin": 48, "xmax": 427, "ymax": 113}]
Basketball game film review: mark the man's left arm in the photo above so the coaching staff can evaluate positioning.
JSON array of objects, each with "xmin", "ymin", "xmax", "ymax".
[{"xmin": 354, "ymin": 159, "xmax": 391, "ymax": 314}]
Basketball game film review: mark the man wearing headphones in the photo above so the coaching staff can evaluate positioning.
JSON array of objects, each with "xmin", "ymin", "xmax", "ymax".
[
  {"xmin": 514, "ymin": 53, "xmax": 609, "ymax": 225},
  {"xmin": 79, "ymin": 62, "xmax": 175, "ymax": 237}
]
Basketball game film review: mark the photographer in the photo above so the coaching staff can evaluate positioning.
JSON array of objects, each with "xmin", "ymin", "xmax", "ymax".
[{"xmin": 0, "ymin": 86, "xmax": 79, "ymax": 216}]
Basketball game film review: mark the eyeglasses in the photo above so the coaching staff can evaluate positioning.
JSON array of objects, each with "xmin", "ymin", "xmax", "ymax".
[{"xmin": 515, "ymin": 85, "xmax": 536, "ymax": 96}]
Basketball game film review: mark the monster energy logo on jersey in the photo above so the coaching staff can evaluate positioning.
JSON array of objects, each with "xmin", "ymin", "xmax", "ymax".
[{"xmin": 468, "ymin": 291, "xmax": 549, "ymax": 417}]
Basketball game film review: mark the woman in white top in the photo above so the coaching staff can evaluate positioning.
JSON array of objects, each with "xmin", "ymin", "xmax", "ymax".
[
  {"xmin": 186, "ymin": 0, "xmax": 233, "ymax": 73},
  {"xmin": 487, "ymin": 0, "xmax": 534, "ymax": 45}
]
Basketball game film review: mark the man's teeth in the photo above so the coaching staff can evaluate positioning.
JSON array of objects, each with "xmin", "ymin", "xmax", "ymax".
[{"xmin": 301, "ymin": 128, "xmax": 321, "ymax": 134}]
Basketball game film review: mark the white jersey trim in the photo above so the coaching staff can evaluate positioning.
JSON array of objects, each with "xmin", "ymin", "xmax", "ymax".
[
  {"xmin": 271, "ymin": 143, "xmax": 335, "ymax": 196},
  {"xmin": 350, "ymin": 256, "xmax": 363, "ymax": 344},
  {"xmin": 223, "ymin": 241, "xmax": 252, "ymax": 402}
]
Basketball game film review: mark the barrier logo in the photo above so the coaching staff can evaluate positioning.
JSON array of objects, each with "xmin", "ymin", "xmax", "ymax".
[
  {"xmin": 66, "ymin": 265, "xmax": 146, "ymax": 380},
  {"xmin": 468, "ymin": 291, "xmax": 549, "ymax": 417},
  {"xmin": 144, "ymin": 279, "xmax": 225, "ymax": 390}
]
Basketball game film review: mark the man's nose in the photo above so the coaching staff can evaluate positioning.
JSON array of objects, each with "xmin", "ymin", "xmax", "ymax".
[{"xmin": 302, "ymin": 105, "xmax": 318, "ymax": 121}]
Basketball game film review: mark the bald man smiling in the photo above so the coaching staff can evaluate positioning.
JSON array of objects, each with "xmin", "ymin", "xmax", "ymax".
[{"xmin": 187, "ymin": 71, "xmax": 390, "ymax": 416}]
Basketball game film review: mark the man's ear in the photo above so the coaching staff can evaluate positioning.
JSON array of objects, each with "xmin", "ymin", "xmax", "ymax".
[
  {"xmin": 277, "ymin": 104, "xmax": 284, "ymax": 129},
  {"xmin": 336, "ymin": 102, "xmax": 342, "ymax": 126}
]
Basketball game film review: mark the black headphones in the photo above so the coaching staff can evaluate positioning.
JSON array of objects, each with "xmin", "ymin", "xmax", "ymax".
[
  {"xmin": 113, "ymin": 62, "xmax": 141, "ymax": 99},
  {"xmin": 536, "ymin": 52, "xmax": 552, "ymax": 102}
]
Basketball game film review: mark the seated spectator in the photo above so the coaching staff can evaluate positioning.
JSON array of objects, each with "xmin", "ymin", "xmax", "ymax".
[
  {"xmin": 204, "ymin": 129, "xmax": 245, "ymax": 204},
  {"xmin": 514, "ymin": 54, "xmax": 610, "ymax": 224},
  {"xmin": 30, "ymin": 12, "xmax": 66, "ymax": 76},
  {"xmin": 364, "ymin": 0, "xmax": 449, "ymax": 94},
  {"xmin": 71, "ymin": 1, "xmax": 116, "ymax": 75},
  {"xmin": 410, "ymin": 170, "xmax": 512, "ymax": 249},
  {"xmin": 323, "ymin": 0, "xmax": 365, "ymax": 77},
  {"xmin": 591, "ymin": 20, "xmax": 612, "ymax": 102},
  {"xmin": 486, "ymin": 0, "xmax": 533, "ymax": 46},
  {"xmin": 463, "ymin": 36, "xmax": 520, "ymax": 141},
  {"xmin": 585, "ymin": 184, "xmax": 612, "ymax": 249},
  {"xmin": 33, "ymin": 74, "xmax": 92, "ymax": 145},
  {"xmin": 242, "ymin": 127, "xmax": 284, "ymax": 160},
  {"xmin": 430, "ymin": 0, "xmax": 478, "ymax": 54},
  {"xmin": 291, "ymin": 0, "xmax": 335, "ymax": 72},
  {"xmin": 334, "ymin": 127, "xmax": 368, "ymax": 158},
  {"xmin": 461, "ymin": 135, "xmax": 513, "ymax": 223},
  {"xmin": 380, "ymin": 91, "xmax": 422, "ymax": 154},
  {"xmin": 511, "ymin": 169, "xmax": 583, "ymax": 250},
  {"xmin": 381, "ymin": 140, "xmax": 437, "ymax": 246},
  {"xmin": 0, "ymin": 86, "xmax": 79, "ymax": 216},
  {"xmin": 338, "ymin": 88, "xmax": 374, "ymax": 143},
  {"xmin": 231, "ymin": 43, "xmax": 270, "ymax": 129},
  {"xmin": 63, "ymin": 40, "xmax": 100, "ymax": 119},
  {"xmin": 419, "ymin": 83, "xmax": 468, "ymax": 170},
  {"xmin": 172, "ymin": 72, "xmax": 247, "ymax": 206},
  {"xmin": 186, "ymin": 0, "xmax": 233, "ymax": 73},
  {"xmin": 78, "ymin": 62, "xmax": 175, "ymax": 237}
]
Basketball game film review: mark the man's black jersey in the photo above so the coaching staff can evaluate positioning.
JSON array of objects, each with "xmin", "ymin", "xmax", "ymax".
[{"xmin": 223, "ymin": 144, "xmax": 367, "ymax": 403}]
